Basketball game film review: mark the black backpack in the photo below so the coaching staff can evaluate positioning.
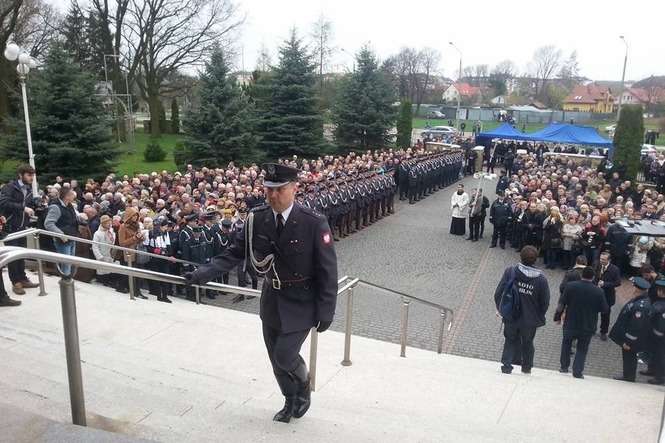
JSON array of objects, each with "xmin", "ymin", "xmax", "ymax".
[{"xmin": 499, "ymin": 266, "xmax": 522, "ymax": 322}]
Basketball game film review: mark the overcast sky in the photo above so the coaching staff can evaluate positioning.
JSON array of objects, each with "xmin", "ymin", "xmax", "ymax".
[{"xmin": 49, "ymin": 0, "xmax": 665, "ymax": 82}]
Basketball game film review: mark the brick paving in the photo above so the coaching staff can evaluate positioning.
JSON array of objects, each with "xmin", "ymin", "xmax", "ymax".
[{"xmin": 208, "ymin": 174, "xmax": 642, "ymax": 380}]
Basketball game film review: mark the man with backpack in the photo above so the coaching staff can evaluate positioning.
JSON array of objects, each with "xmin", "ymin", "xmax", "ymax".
[
  {"xmin": 494, "ymin": 246, "xmax": 550, "ymax": 374},
  {"xmin": 611, "ymin": 277, "xmax": 653, "ymax": 382},
  {"xmin": 554, "ymin": 266, "xmax": 610, "ymax": 379}
]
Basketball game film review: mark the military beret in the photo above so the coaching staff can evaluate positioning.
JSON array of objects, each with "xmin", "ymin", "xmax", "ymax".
[{"xmin": 632, "ymin": 277, "xmax": 651, "ymax": 290}]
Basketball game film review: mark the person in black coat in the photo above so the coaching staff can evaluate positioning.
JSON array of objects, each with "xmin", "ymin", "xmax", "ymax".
[
  {"xmin": 186, "ymin": 163, "xmax": 338, "ymax": 424},
  {"xmin": 489, "ymin": 191, "xmax": 512, "ymax": 249},
  {"xmin": 554, "ymin": 266, "xmax": 609, "ymax": 378},
  {"xmin": 646, "ymin": 280, "xmax": 665, "ymax": 384},
  {"xmin": 494, "ymin": 246, "xmax": 550, "ymax": 374},
  {"xmin": 0, "ymin": 164, "xmax": 39, "ymax": 295},
  {"xmin": 611, "ymin": 277, "xmax": 653, "ymax": 382},
  {"xmin": 559, "ymin": 255, "xmax": 587, "ymax": 295},
  {"xmin": 594, "ymin": 252, "xmax": 622, "ymax": 340}
]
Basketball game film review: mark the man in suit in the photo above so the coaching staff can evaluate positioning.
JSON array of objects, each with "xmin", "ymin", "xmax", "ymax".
[
  {"xmin": 555, "ymin": 266, "xmax": 609, "ymax": 378},
  {"xmin": 594, "ymin": 251, "xmax": 622, "ymax": 341},
  {"xmin": 186, "ymin": 163, "xmax": 338, "ymax": 423}
]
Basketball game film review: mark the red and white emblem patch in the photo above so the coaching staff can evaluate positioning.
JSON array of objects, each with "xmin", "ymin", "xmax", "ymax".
[{"xmin": 322, "ymin": 232, "xmax": 332, "ymax": 245}]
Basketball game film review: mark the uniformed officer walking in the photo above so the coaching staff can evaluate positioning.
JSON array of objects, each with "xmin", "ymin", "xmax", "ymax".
[{"xmin": 185, "ymin": 163, "xmax": 338, "ymax": 423}]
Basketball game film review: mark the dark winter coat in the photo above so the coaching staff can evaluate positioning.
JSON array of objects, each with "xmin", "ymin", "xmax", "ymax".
[{"xmin": 494, "ymin": 263, "xmax": 550, "ymax": 328}]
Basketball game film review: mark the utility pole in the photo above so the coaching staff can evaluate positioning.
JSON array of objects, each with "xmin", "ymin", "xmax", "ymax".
[
  {"xmin": 449, "ymin": 42, "xmax": 463, "ymax": 132},
  {"xmin": 617, "ymin": 35, "xmax": 628, "ymax": 120}
]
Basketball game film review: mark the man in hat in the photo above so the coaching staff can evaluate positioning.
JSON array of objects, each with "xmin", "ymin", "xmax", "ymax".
[
  {"xmin": 185, "ymin": 163, "xmax": 338, "ymax": 423},
  {"xmin": 554, "ymin": 266, "xmax": 609, "ymax": 379},
  {"xmin": 611, "ymin": 276, "xmax": 653, "ymax": 382},
  {"xmin": 489, "ymin": 190, "xmax": 512, "ymax": 249}
]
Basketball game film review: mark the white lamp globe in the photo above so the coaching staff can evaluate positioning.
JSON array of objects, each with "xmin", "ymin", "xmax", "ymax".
[
  {"xmin": 4, "ymin": 43, "xmax": 20, "ymax": 61},
  {"xmin": 18, "ymin": 52, "xmax": 31, "ymax": 65},
  {"xmin": 16, "ymin": 64, "xmax": 30, "ymax": 76},
  {"xmin": 28, "ymin": 58, "xmax": 37, "ymax": 69}
]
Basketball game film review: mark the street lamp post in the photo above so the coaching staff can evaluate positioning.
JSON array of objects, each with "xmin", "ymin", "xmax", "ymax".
[
  {"xmin": 449, "ymin": 42, "xmax": 462, "ymax": 132},
  {"xmin": 617, "ymin": 36, "xmax": 628, "ymax": 120},
  {"xmin": 4, "ymin": 42, "xmax": 39, "ymax": 197}
]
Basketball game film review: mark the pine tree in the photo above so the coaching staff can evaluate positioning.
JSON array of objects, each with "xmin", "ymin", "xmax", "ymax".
[
  {"xmin": 62, "ymin": 0, "xmax": 91, "ymax": 68},
  {"xmin": 183, "ymin": 46, "xmax": 260, "ymax": 167},
  {"xmin": 333, "ymin": 46, "xmax": 396, "ymax": 150},
  {"xmin": 171, "ymin": 98, "xmax": 180, "ymax": 134},
  {"xmin": 257, "ymin": 29, "xmax": 324, "ymax": 159},
  {"xmin": 613, "ymin": 105, "xmax": 644, "ymax": 180},
  {"xmin": 396, "ymin": 101, "xmax": 413, "ymax": 148},
  {"xmin": 4, "ymin": 43, "xmax": 119, "ymax": 181}
]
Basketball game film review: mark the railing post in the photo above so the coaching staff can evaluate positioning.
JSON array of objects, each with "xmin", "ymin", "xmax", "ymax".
[
  {"xmin": 195, "ymin": 286, "xmax": 200, "ymax": 305},
  {"xmin": 59, "ymin": 277, "xmax": 86, "ymax": 426},
  {"xmin": 33, "ymin": 232, "xmax": 47, "ymax": 296},
  {"xmin": 437, "ymin": 310, "xmax": 447, "ymax": 354},
  {"xmin": 400, "ymin": 298, "xmax": 410, "ymax": 358},
  {"xmin": 309, "ymin": 327, "xmax": 318, "ymax": 392},
  {"xmin": 127, "ymin": 254, "xmax": 135, "ymax": 301},
  {"xmin": 341, "ymin": 288, "xmax": 354, "ymax": 366}
]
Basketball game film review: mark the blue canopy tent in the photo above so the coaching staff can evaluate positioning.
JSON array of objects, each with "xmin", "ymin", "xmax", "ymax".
[
  {"xmin": 475, "ymin": 123, "xmax": 530, "ymax": 146},
  {"xmin": 523, "ymin": 123, "xmax": 613, "ymax": 150}
]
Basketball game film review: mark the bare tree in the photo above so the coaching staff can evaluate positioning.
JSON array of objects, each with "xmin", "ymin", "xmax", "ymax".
[
  {"xmin": 256, "ymin": 42, "xmax": 271, "ymax": 71},
  {"xmin": 122, "ymin": 0, "xmax": 244, "ymax": 136},
  {"xmin": 311, "ymin": 14, "xmax": 333, "ymax": 92},
  {"xmin": 415, "ymin": 47, "xmax": 439, "ymax": 114},
  {"xmin": 492, "ymin": 59, "xmax": 517, "ymax": 78},
  {"xmin": 530, "ymin": 45, "xmax": 562, "ymax": 97}
]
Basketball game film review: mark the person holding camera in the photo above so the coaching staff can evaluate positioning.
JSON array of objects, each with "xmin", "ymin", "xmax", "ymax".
[
  {"xmin": 44, "ymin": 188, "xmax": 81, "ymax": 277},
  {"xmin": 0, "ymin": 164, "xmax": 40, "ymax": 295}
]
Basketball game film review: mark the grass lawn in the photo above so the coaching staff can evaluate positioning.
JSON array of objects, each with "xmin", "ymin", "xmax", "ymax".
[{"xmin": 114, "ymin": 132, "xmax": 184, "ymax": 177}]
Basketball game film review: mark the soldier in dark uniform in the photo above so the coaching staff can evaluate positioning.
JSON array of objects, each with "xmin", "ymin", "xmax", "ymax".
[
  {"xmin": 327, "ymin": 182, "xmax": 341, "ymax": 241},
  {"xmin": 645, "ymin": 280, "xmax": 665, "ymax": 384},
  {"xmin": 489, "ymin": 191, "xmax": 513, "ymax": 249},
  {"xmin": 181, "ymin": 225, "xmax": 213, "ymax": 301},
  {"xmin": 346, "ymin": 177, "xmax": 358, "ymax": 234},
  {"xmin": 185, "ymin": 163, "xmax": 338, "ymax": 423},
  {"xmin": 408, "ymin": 163, "xmax": 418, "ymax": 205},
  {"xmin": 398, "ymin": 160, "xmax": 409, "ymax": 201},
  {"xmin": 610, "ymin": 277, "xmax": 652, "ymax": 382},
  {"xmin": 356, "ymin": 176, "xmax": 368, "ymax": 229}
]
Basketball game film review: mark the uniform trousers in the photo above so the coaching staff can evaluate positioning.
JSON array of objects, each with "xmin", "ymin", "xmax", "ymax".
[
  {"xmin": 622, "ymin": 348, "xmax": 638, "ymax": 381},
  {"xmin": 501, "ymin": 322, "xmax": 537, "ymax": 371},
  {"xmin": 262, "ymin": 324, "xmax": 310, "ymax": 397}
]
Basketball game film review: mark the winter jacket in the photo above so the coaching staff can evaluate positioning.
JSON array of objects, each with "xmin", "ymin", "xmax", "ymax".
[
  {"xmin": 494, "ymin": 263, "xmax": 550, "ymax": 328},
  {"xmin": 0, "ymin": 180, "xmax": 33, "ymax": 233}
]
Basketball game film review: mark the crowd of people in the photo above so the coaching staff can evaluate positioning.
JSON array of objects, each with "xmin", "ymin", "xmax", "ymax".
[
  {"xmin": 473, "ymin": 140, "xmax": 665, "ymax": 384},
  {"xmin": 0, "ymin": 145, "xmax": 464, "ymax": 306}
]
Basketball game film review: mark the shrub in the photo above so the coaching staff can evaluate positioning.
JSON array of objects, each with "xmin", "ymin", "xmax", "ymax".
[{"xmin": 144, "ymin": 141, "xmax": 167, "ymax": 162}]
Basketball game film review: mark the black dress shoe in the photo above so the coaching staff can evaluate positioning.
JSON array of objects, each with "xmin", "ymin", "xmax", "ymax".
[
  {"xmin": 613, "ymin": 376, "xmax": 635, "ymax": 382},
  {"xmin": 158, "ymin": 296, "xmax": 172, "ymax": 304},
  {"xmin": 521, "ymin": 367, "xmax": 531, "ymax": 374},
  {"xmin": 489, "ymin": 244, "xmax": 497, "ymax": 248},
  {"xmin": 0, "ymin": 296, "xmax": 21, "ymax": 307},
  {"xmin": 135, "ymin": 293, "xmax": 148, "ymax": 300},
  {"xmin": 559, "ymin": 368, "xmax": 569, "ymax": 373},
  {"xmin": 293, "ymin": 379, "xmax": 311, "ymax": 419},
  {"xmin": 648, "ymin": 378, "xmax": 665, "ymax": 385},
  {"xmin": 273, "ymin": 397, "xmax": 297, "ymax": 423},
  {"xmin": 573, "ymin": 373, "xmax": 584, "ymax": 379}
]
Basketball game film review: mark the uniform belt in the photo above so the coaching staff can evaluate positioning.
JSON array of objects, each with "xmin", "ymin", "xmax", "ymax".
[{"xmin": 271, "ymin": 276, "xmax": 312, "ymax": 290}]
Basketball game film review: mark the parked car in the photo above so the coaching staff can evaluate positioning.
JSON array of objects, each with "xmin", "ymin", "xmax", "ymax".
[
  {"xmin": 426, "ymin": 110, "xmax": 446, "ymax": 119},
  {"xmin": 421, "ymin": 125, "xmax": 458, "ymax": 139}
]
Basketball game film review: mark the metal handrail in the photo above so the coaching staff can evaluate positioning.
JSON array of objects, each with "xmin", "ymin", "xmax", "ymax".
[
  {"xmin": 0, "ymin": 245, "xmax": 357, "ymax": 426},
  {"xmin": 1, "ymin": 228, "xmax": 200, "ymax": 268},
  {"xmin": 0, "ymin": 246, "xmax": 261, "ymax": 298},
  {"xmin": 337, "ymin": 278, "xmax": 454, "ymax": 365}
]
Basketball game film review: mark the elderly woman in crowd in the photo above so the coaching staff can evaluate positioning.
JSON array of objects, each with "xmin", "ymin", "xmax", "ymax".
[
  {"xmin": 542, "ymin": 206, "xmax": 563, "ymax": 269},
  {"xmin": 92, "ymin": 215, "xmax": 118, "ymax": 288},
  {"xmin": 561, "ymin": 213, "xmax": 583, "ymax": 270}
]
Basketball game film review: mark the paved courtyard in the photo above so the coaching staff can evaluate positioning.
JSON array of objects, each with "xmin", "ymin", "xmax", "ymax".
[{"xmin": 211, "ymin": 174, "xmax": 637, "ymax": 380}]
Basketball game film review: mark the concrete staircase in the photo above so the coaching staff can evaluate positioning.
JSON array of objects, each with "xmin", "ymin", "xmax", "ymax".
[{"xmin": 0, "ymin": 272, "xmax": 663, "ymax": 443}]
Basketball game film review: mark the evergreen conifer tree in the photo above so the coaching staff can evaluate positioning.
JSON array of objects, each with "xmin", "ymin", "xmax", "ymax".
[
  {"xmin": 396, "ymin": 101, "xmax": 413, "ymax": 148},
  {"xmin": 613, "ymin": 105, "xmax": 644, "ymax": 180},
  {"xmin": 257, "ymin": 29, "xmax": 324, "ymax": 159},
  {"xmin": 333, "ymin": 46, "xmax": 396, "ymax": 150},
  {"xmin": 4, "ymin": 43, "xmax": 118, "ymax": 181},
  {"xmin": 183, "ymin": 46, "xmax": 260, "ymax": 166}
]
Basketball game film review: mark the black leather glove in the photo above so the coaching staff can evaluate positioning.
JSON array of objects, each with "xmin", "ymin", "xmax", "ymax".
[{"xmin": 317, "ymin": 320, "xmax": 332, "ymax": 333}]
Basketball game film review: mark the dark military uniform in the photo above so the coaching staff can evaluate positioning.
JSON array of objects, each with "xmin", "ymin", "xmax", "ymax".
[
  {"xmin": 187, "ymin": 163, "xmax": 338, "ymax": 424},
  {"xmin": 610, "ymin": 292, "xmax": 652, "ymax": 381}
]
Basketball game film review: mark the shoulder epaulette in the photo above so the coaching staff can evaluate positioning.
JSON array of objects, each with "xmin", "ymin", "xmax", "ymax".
[
  {"xmin": 250, "ymin": 204, "xmax": 271, "ymax": 214},
  {"xmin": 299, "ymin": 204, "xmax": 325, "ymax": 220}
]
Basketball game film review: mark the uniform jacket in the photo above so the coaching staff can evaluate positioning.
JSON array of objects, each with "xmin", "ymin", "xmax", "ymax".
[
  {"xmin": 610, "ymin": 294, "xmax": 652, "ymax": 351},
  {"xmin": 191, "ymin": 203, "xmax": 338, "ymax": 333},
  {"xmin": 554, "ymin": 280, "xmax": 609, "ymax": 335},
  {"xmin": 489, "ymin": 199, "xmax": 512, "ymax": 227},
  {"xmin": 494, "ymin": 263, "xmax": 550, "ymax": 328}
]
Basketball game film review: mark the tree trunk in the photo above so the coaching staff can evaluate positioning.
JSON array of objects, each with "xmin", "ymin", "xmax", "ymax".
[
  {"xmin": 0, "ymin": 59, "xmax": 13, "ymax": 129},
  {"xmin": 148, "ymin": 90, "xmax": 161, "ymax": 137}
]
